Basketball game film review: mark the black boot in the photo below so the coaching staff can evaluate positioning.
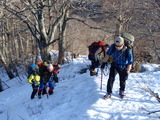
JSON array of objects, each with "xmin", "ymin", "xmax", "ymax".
[{"xmin": 31, "ymin": 93, "xmax": 35, "ymax": 99}]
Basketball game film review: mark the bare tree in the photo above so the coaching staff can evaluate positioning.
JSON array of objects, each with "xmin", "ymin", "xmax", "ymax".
[{"xmin": 1, "ymin": 0, "xmax": 74, "ymax": 64}]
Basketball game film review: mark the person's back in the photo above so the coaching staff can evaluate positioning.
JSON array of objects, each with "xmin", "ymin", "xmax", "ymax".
[
  {"xmin": 89, "ymin": 42, "xmax": 109, "ymax": 76},
  {"xmin": 38, "ymin": 64, "xmax": 56, "ymax": 98}
]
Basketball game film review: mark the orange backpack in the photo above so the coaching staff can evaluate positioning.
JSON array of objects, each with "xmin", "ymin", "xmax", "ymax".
[{"xmin": 88, "ymin": 41, "xmax": 106, "ymax": 60}]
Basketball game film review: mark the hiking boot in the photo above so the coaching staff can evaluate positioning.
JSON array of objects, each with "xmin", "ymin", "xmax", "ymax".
[
  {"xmin": 49, "ymin": 91, "xmax": 53, "ymax": 95},
  {"xmin": 119, "ymin": 90, "xmax": 125, "ymax": 95},
  {"xmin": 31, "ymin": 96, "xmax": 34, "ymax": 99},
  {"xmin": 38, "ymin": 95, "xmax": 41, "ymax": 99},
  {"xmin": 31, "ymin": 93, "xmax": 35, "ymax": 99},
  {"xmin": 90, "ymin": 70, "xmax": 97, "ymax": 76},
  {"xmin": 49, "ymin": 88, "xmax": 54, "ymax": 95},
  {"xmin": 103, "ymin": 93, "xmax": 111, "ymax": 99},
  {"xmin": 119, "ymin": 91, "xmax": 126, "ymax": 98}
]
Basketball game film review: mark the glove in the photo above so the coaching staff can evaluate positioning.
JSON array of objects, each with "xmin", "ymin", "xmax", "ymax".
[{"xmin": 101, "ymin": 62, "xmax": 106, "ymax": 70}]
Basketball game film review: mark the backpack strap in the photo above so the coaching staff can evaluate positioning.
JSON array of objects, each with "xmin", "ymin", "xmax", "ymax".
[
  {"xmin": 97, "ymin": 46, "xmax": 106, "ymax": 57},
  {"xmin": 112, "ymin": 46, "xmax": 127, "ymax": 63},
  {"xmin": 102, "ymin": 47, "xmax": 106, "ymax": 57}
]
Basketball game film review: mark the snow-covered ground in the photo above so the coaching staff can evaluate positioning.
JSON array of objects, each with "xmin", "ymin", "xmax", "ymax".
[{"xmin": 0, "ymin": 55, "xmax": 160, "ymax": 120}]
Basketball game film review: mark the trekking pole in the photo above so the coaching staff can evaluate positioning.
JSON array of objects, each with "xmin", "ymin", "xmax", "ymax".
[{"xmin": 100, "ymin": 69, "xmax": 103, "ymax": 90}]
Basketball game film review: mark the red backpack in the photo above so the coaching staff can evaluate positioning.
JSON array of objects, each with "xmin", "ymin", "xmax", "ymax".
[{"xmin": 88, "ymin": 41, "xmax": 106, "ymax": 60}]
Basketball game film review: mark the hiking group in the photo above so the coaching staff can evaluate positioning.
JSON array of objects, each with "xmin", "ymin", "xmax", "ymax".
[
  {"xmin": 27, "ymin": 32, "xmax": 134, "ymax": 100},
  {"xmin": 88, "ymin": 33, "xmax": 134, "ymax": 99},
  {"xmin": 28, "ymin": 62, "xmax": 60, "ymax": 99}
]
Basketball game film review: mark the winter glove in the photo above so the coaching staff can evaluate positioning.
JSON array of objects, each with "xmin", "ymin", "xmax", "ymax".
[{"xmin": 101, "ymin": 62, "xmax": 106, "ymax": 70}]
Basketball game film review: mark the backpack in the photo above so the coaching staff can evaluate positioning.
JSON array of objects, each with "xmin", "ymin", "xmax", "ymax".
[
  {"xmin": 28, "ymin": 64, "xmax": 39, "ymax": 77},
  {"xmin": 121, "ymin": 33, "xmax": 140, "ymax": 72},
  {"xmin": 121, "ymin": 32, "xmax": 134, "ymax": 60},
  {"xmin": 121, "ymin": 32, "xmax": 134, "ymax": 48},
  {"xmin": 88, "ymin": 41, "xmax": 106, "ymax": 61}
]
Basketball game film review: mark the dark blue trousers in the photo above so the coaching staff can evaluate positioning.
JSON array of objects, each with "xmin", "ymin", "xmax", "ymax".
[{"xmin": 107, "ymin": 65, "xmax": 128, "ymax": 94}]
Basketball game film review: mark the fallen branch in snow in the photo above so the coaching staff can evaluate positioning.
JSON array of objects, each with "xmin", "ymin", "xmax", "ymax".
[
  {"xmin": 147, "ymin": 110, "xmax": 160, "ymax": 114},
  {"xmin": 142, "ymin": 107, "xmax": 160, "ymax": 115},
  {"xmin": 142, "ymin": 87, "xmax": 160, "ymax": 103}
]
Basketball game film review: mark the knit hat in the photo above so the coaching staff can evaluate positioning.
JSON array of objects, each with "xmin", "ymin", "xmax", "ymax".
[
  {"xmin": 47, "ymin": 64, "xmax": 53, "ymax": 72},
  {"xmin": 114, "ymin": 36, "xmax": 124, "ymax": 45}
]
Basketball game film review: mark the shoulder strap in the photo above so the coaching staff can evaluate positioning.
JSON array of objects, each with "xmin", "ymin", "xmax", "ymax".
[
  {"xmin": 101, "ymin": 46, "xmax": 106, "ymax": 57},
  {"xmin": 113, "ymin": 47, "xmax": 127, "ymax": 63}
]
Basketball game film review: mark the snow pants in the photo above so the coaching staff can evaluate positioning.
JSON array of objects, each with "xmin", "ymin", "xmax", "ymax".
[
  {"xmin": 31, "ymin": 84, "xmax": 39, "ymax": 99},
  {"xmin": 38, "ymin": 81, "xmax": 55, "ymax": 95}
]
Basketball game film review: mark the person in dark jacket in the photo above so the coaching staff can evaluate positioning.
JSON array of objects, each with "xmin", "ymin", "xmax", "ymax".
[
  {"xmin": 103, "ymin": 36, "xmax": 133, "ymax": 99},
  {"xmin": 89, "ymin": 44, "xmax": 109, "ymax": 76},
  {"xmin": 38, "ymin": 63, "xmax": 58, "ymax": 98}
]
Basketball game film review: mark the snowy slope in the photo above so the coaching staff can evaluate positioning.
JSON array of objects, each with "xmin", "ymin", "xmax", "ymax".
[{"xmin": 0, "ymin": 55, "xmax": 160, "ymax": 120}]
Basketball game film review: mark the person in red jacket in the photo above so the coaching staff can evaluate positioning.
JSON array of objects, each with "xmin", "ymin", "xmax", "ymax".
[
  {"xmin": 52, "ymin": 64, "xmax": 60, "ymax": 83},
  {"xmin": 89, "ymin": 44, "xmax": 109, "ymax": 76}
]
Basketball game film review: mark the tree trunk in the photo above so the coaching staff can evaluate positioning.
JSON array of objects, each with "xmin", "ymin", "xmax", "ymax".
[
  {"xmin": 58, "ymin": 21, "xmax": 66, "ymax": 64},
  {"xmin": 4, "ymin": 65, "xmax": 15, "ymax": 79},
  {"xmin": 42, "ymin": 45, "xmax": 52, "ymax": 62},
  {"xmin": 57, "ymin": 6, "xmax": 69, "ymax": 64},
  {"xmin": 0, "ymin": 78, "xmax": 3, "ymax": 92},
  {"xmin": 58, "ymin": 38, "xmax": 65, "ymax": 64}
]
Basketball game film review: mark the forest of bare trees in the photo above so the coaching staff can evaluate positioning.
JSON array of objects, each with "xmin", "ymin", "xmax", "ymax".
[{"xmin": 0, "ymin": 0, "xmax": 160, "ymax": 91}]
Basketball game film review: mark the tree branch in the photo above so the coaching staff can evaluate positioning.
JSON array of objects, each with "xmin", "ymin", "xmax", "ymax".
[{"xmin": 66, "ymin": 17, "xmax": 113, "ymax": 34}]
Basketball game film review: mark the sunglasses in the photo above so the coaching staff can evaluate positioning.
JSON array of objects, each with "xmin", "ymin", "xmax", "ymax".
[{"xmin": 115, "ymin": 44, "xmax": 123, "ymax": 47}]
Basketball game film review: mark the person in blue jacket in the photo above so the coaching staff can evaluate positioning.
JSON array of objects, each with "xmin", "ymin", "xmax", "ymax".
[{"xmin": 103, "ymin": 36, "xmax": 133, "ymax": 99}]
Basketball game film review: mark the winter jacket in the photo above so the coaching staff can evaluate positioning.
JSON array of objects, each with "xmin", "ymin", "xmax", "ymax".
[
  {"xmin": 53, "ymin": 65, "xmax": 60, "ymax": 74},
  {"xmin": 28, "ymin": 73, "xmax": 40, "ymax": 86},
  {"xmin": 106, "ymin": 44, "xmax": 133, "ymax": 70}
]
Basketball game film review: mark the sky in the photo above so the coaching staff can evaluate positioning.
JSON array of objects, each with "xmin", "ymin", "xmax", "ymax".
[{"xmin": 0, "ymin": 55, "xmax": 160, "ymax": 120}]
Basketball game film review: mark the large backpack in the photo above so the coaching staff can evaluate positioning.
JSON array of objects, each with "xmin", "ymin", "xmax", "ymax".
[
  {"xmin": 88, "ymin": 41, "xmax": 106, "ymax": 60},
  {"xmin": 121, "ymin": 33, "xmax": 140, "ymax": 72},
  {"xmin": 121, "ymin": 32, "xmax": 135, "ymax": 60},
  {"xmin": 121, "ymin": 32, "xmax": 134, "ymax": 48}
]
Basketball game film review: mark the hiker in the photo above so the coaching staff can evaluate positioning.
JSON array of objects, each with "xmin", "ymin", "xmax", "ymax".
[
  {"xmin": 103, "ymin": 36, "xmax": 133, "ymax": 99},
  {"xmin": 88, "ymin": 42, "xmax": 109, "ymax": 76},
  {"xmin": 52, "ymin": 64, "xmax": 61, "ymax": 83},
  {"xmin": 38, "ymin": 63, "xmax": 59, "ymax": 98},
  {"xmin": 37, "ymin": 62, "xmax": 48, "ymax": 96},
  {"xmin": 28, "ymin": 64, "xmax": 40, "ymax": 99}
]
